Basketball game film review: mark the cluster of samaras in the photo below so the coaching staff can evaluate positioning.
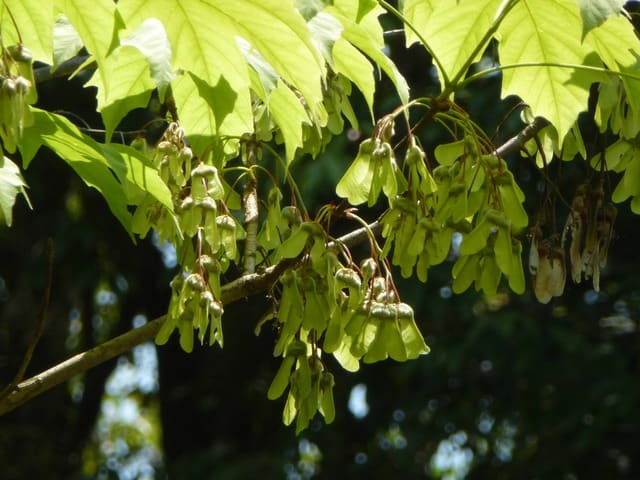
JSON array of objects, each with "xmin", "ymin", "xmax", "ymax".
[
  {"xmin": 0, "ymin": 44, "xmax": 36, "ymax": 153},
  {"xmin": 529, "ymin": 183, "xmax": 616, "ymax": 303}
]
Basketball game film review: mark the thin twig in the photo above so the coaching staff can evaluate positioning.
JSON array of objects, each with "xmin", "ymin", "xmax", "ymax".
[
  {"xmin": 0, "ymin": 239, "xmax": 54, "ymax": 400},
  {"xmin": 242, "ymin": 136, "xmax": 259, "ymax": 274},
  {"xmin": 493, "ymin": 116, "xmax": 550, "ymax": 158}
]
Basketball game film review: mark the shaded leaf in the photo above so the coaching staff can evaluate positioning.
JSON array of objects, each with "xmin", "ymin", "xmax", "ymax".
[{"xmin": 577, "ymin": 0, "xmax": 626, "ymax": 39}]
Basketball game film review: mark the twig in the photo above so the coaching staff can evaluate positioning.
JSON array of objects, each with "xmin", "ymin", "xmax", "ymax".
[
  {"xmin": 493, "ymin": 116, "xmax": 550, "ymax": 158},
  {"xmin": 242, "ymin": 137, "xmax": 259, "ymax": 274},
  {"xmin": 328, "ymin": 221, "xmax": 382, "ymax": 250},
  {"xmin": 0, "ymin": 239, "xmax": 54, "ymax": 401}
]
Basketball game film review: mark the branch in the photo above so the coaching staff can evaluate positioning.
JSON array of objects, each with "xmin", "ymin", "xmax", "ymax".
[
  {"xmin": 0, "ymin": 118, "xmax": 547, "ymax": 415},
  {"xmin": 494, "ymin": 116, "xmax": 550, "ymax": 158},
  {"xmin": 0, "ymin": 316, "xmax": 164, "ymax": 416},
  {"xmin": 0, "ymin": 254, "xmax": 299, "ymax": 416},
  {"xmin": 242, "ymin": 137, "xmax": 259, "ymax": 274}
]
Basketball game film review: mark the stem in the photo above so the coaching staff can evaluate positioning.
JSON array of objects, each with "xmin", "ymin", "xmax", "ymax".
[
  {"xmin": 493, "ymin": 116, "xmax": 549, "ymax": 157},
  {"xmin": 242, "ymin": 136, "xmax": 259, "ymax": 274},
  {"xmin": 457, "ymin": 62, "xmax": 640, "ymax": 92},
  {"xmin": 0, "ymin": 228, "xmax": 363, "ymax": 415},
  {"xmin": 2, "ymin": 1, "xmax": 23, "ymax": 44}
]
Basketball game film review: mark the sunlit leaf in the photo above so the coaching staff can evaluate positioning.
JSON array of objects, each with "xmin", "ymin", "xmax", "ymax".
[
  {"xmin": 307, "ymin": 11, "xmax": 344, "ymax": 64},
  {"xmin": 333, "ymin": 37, "xmax": 375, "ymax": 118},
  {"xmin": 120, "ymin": 18, "xmax": 176, "ymax": 99},
  {"xmin": 119, "ymin": 0, "xmax": 324, "ymax": 137},
  {"xmin": 86, "ymin": 46, "xmax": 155, "ymax": 142},
  {"xmin": 268, "ymin": 80, "xmax": 311, "ymax": 164},
  {"xmin": 100, "ymin": 143, "xmax": 173, "ymax": 210},
  {"xmin": 1, "ymin": 0, "xmax": 54, "ymax": 64},
  {"xmin": 171, "ymin": 71, "xmax": 251, "ymax": 156},
  {"xmin": 585, "ymin": 15, "xmax": 640, "ymax": 114},
  {"xmin": 0, "ymin": 155, "xmax": 30, "ymax": 227},
  {"xmin": 497, "ymin": 0, "xmax": 598, "ymax": 141},
  {"xmin": 327, "ymin": 0, "xmax": 409, "ymax": 103},
  {"xmin": 62, "ymin": 0, "xmax": 121, "ymax": 63},
  {"xmin": 403, "ymin": 0, "xmax": 504, "ymax": 86}
]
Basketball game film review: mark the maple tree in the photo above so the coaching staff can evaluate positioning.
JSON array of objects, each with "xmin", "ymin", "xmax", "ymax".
[{"xmin": 1, "ymin": 0, "xmax": 639, "ymax": 441}]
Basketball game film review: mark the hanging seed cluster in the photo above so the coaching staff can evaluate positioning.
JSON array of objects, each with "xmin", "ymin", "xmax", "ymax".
[
  {"xmin": 133, "ymin": 123, "xmax": 244, "ymax": 352},
  {"xmin": 0, "ymin": 44, "xmax": 36, "ymax": 152}
]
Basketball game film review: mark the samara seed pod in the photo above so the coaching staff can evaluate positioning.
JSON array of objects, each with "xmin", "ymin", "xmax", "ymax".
[
  {"xmin": 286, "ymin": 340, "xmax": 308, "ymax": 358},
  {"xmin": 14, "ymin": 76, "xmax": 30, "ymax": 95},
  {"xmin": 7, "ymin": 44, "xmax": 33, "ymax": 63},
  {"xmin": 185, "ymin": 273, "xmax": 205, "ymax": 292},
  {"xmin": 335, "ymin": 267, "xmax": 362, "ymax": 290},
  {"xmin": 360, "ymin": 258, "xmax": 377, "ymax": 280}
]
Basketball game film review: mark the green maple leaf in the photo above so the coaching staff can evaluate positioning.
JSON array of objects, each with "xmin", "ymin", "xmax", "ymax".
[
  {"xmin": 585, "ymin": 15, "xmax": 640, "ymax": 114},
  {"xmin": 497, "ymin": 0, "xmax": 599, "ymax": 142},
  {"xmin": 268, "ymin": 80, "xmax": 310, "ymax": 164},
  {"xmin": 171, "ymin": 71, "xmax": 252, "ymax": 156},
  {"xmin": 327, "ymin": 0, "xmax": 409, "ymax": 103},
  {"xmin": 52, "ymin": 15, "xmax": 84, "ymax": 70},
  {"xmin": 333, "ymin": 36, "xmax": 376, "ymax": 118},
  {"xmin": 120, "ymin": 18, "xmax": 176, "ymax": 99},
  {"xmin": 62, "ymin": 0, "xmax": 122, "ymax": 65},
  {"xmin": 21, "ymin": 110, "xmax": 173, "ymax": 233},
  {"xmin": 86, "ymin": 46, "xmax": 155, "ymax": 142},
  {"xmin": 403, "ymin": 0, "xmax": 504, "ymax": 88},
  {"xmin": 119, "ymin": 0, "xmax": 324, "ymax": 153}
]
